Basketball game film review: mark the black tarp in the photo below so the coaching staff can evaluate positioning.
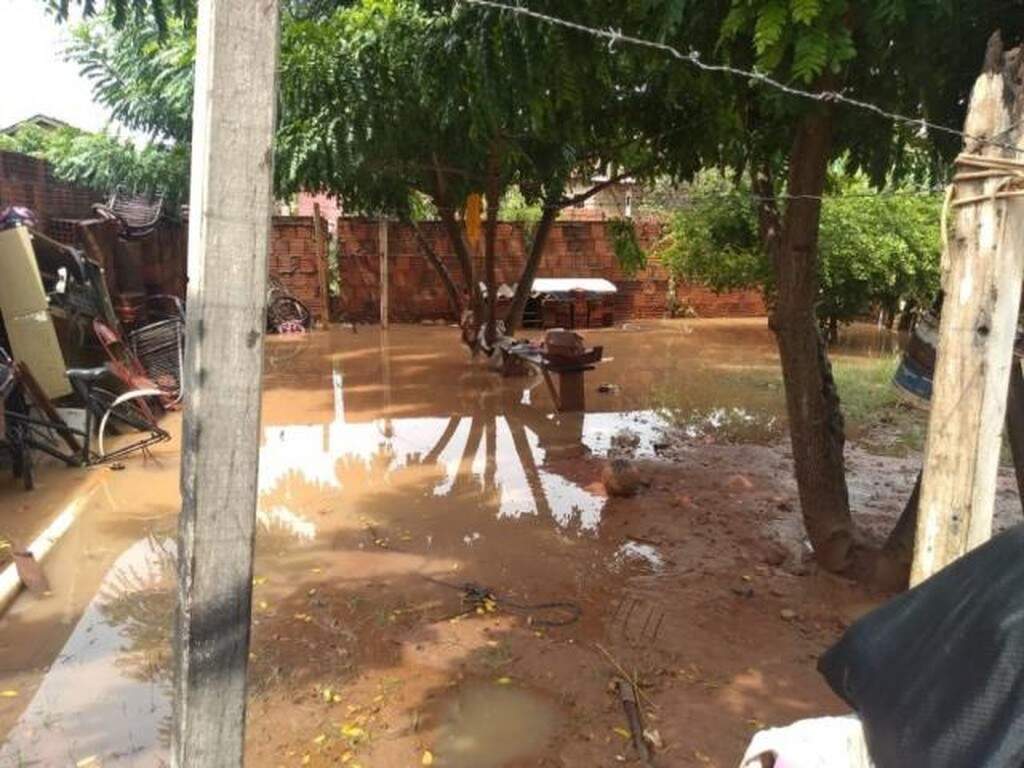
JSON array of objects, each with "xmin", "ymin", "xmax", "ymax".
[{"xmin": 819, "ymin": 525, "xmax": 1024, "ymax": 768}]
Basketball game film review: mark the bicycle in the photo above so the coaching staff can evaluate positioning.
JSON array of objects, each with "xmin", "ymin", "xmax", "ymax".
[{"xmin": 3, "ymin": 362, "xmax": 170, "ymax": 475}]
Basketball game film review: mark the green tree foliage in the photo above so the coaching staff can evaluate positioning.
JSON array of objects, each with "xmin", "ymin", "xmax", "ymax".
[
  {"xmin": 660, "ymin": 170, "xmax": 768, "ymax": 294},
  {"xmin": 661, "ymin": 170, "xmax": 941, "ymax": 329},
  {"xmin": 63, "ymin": 0, "xmax": 725, "ymax": 334},
  {"xmin": 0, "ymin": 124, "xmax": 188, "ymax": 207},
  {"xmin": 817, "ymin": 180, "xmax": 941, "ymax": 330},
  {"xmin": 51, "ymin": 0, "xmax": 193, "ymax": 35},
  {"xmin": 67, "ymin": 16, "xmax": 194, "ymax": 142},
  {"xmin": 605, "ymin": 219, "xmax": 647, "ymax": 277}
]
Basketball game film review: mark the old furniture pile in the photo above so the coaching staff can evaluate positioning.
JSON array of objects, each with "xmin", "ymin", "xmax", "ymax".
[{"xmin": 0, "ymin": 202, "xmax": 177, "ymax": 489}]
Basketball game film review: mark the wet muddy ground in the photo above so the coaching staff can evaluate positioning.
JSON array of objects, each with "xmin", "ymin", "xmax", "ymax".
[{"xmin": 0, "ymin": 318, "xmax": 1020, "ymax": 767}]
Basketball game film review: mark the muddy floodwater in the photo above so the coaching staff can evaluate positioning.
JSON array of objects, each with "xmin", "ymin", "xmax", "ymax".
[{"xmin": 0, "ymin": 318, "xmax": 978, "ymax": 767}]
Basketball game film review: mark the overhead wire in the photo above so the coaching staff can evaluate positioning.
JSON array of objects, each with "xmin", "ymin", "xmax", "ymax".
[{"xmin": 462, "ymin": 0, "xmax": 1024, "ymax": 156}]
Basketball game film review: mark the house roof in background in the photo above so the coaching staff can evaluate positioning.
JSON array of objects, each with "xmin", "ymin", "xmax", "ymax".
[{"xmin": 1, "ymin": 114, "xmax": 79, "ymax": 135}]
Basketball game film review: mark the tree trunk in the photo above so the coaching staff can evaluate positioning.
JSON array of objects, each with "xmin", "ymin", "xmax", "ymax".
[
  {"xmin": 432, "ymin": 160, "xmax": 481, "ymax": 324},
  {"xmin": 484, "ymin": 159, "xmax": 501, "ymax": 344},
  {"xmin": 874, "ymin": 471, "xmax": 922, "ymax": 590},
  {"xmin": 505, "ymin": 206, "xmax": 556, "ymax": 335},
  {"xmin": 405, "ymin": 216, "xmax": 463, "ymax": 318},
  {"xmin": 1006, "ymin": 358, "xmax": 1024, "ymax": 506},
  {"xmin": 770, "ymin": 106, "xmax": 856, "ymax": 573}
]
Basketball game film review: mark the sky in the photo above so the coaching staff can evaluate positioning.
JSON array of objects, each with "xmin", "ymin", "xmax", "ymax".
[{"xmin": 0, "ymin": 0, "xmax": 117, "ymax": 133}]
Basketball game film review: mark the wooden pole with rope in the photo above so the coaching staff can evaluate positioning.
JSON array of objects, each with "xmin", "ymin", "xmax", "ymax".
[{"xmin": 912, "ymin": 34, "xmax": 1024, "ymax": 584}]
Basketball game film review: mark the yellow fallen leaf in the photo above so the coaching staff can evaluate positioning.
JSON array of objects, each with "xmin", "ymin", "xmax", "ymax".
[
  {"xmin": 253, "ymin": 576, "xmax": 268, "ymax": 586},
  {"xmin": 495, "ymin": 677, "xmax": 512, "ymax": 685},
  {"xmin": 301, "ymin": 755, "xmax": 310, "ymax": 766},
  {"xmin": 75, "ymin": 757, "xmax": 98, "ymax": 768},
  {"xmin": 613, "ymin": 727, "xmax": 631, "ymax": 740},
  {"xmin": 340, "ymin": 752, "xmax": 352, "ymax": 764},
  {"xmin": 422, "ymin": 749, "xmax": 434, "ymax": 765},
  {"xmin": 0, "ymin": 690, "xmax": 18, "ymax": 698},
  {"xmin": 311, "ymin": 567, "xmax": 323, "ymax": 574},
  {"xmin": 322, "ymin": 688, "xmax": 333, "ymax": 702},
  {"xmin": 340, "ymin": 723, "xmax": 366, "ymax": 741},
  {"xmin": 258, "ymin": 600, "xmax": 269, "ymax": 611},
  {"xmin": 332, "ymin": 694, "xmax": 342, "ymax": 703},
  {"xmin": 313, "ymin": 733, "xmax": 326, "ymax": 745}
]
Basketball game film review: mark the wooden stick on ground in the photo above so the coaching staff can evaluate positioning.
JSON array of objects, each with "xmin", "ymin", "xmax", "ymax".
[{"xmin": 616, "ymin": 678, "xmax": 655, "ymax": 767}]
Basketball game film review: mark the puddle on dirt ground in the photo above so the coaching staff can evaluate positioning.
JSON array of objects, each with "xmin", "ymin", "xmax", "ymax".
[
  {"xmin": 432, "ymin": 683, "xmax": 562, "ymax": 768},
  {"xmin": 0, "ymin": 536, "xmax": 174, "ymax": 767},
  {"xmin": 0, "ymin": 319, "xmax": 907, "ymax": 766}
]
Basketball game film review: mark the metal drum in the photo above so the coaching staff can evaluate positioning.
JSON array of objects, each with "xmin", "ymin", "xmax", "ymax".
[
  {"xmin": 893, "ymin": 311, "xmax": 938, "ymax": 406},
  {"xmin": 893, "ymin": 309, "xmax": 1024, "ymax": 406}
]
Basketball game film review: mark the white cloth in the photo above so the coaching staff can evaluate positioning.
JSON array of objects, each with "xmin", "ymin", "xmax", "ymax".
[{"xmin": 739, "ymin": 715, "xmax": 874, "ymax": 768}]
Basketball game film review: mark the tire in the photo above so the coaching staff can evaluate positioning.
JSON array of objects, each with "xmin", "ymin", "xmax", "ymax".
[{"xmin": 88, "ymin": 386, "xmax": 156, "ymax": 435}]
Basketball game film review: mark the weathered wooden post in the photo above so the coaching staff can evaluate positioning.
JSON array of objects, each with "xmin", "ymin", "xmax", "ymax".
[
  {"xmin": 379, "ymin": 216, "xmax": 389, "ymax": 329},
  {"xmin": 172, "ymin": 0, "xmax": 280, "ymax": 764},
  {"xmin": 912, "ymin": 35, "xmax": 1024, "ymax": 584},
  {"xmin": 313, "ymin": 202, "xmax": 330, "ymax": 327}
]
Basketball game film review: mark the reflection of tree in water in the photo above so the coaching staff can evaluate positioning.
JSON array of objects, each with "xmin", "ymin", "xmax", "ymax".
[
  {"xmin": 95, "ymin": 534, "xmax": 177, "ymax": 748},
  {"xmin": 333, "ymin": 442, "xmax": 396, "ymax": 491},
  {"xmin": 257, "ymin": 467, "xmax": 342, "ymax": 552},
  {"xmin": 259, "ymin": 468, "xmax": 337, "ymax": 512},
  {"xmin": 97, "ymin": 534, "xmax": 176, "ymax": 683}
]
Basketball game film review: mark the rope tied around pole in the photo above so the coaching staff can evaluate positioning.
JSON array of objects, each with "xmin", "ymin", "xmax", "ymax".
[{"xmin": 940, "ymin": 153, "xmax": 1024, "ymax": 273}]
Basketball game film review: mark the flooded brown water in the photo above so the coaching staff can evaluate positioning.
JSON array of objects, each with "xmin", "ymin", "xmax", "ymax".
[{"xmin": 0, "ymin": 319, "xmax": 918, "ymax": 767}]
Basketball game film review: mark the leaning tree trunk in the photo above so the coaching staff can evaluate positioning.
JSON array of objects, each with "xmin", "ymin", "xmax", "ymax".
[
  {"xmin": 484, "ymin": 174, "xmax": 501, "ymax": 344},
  {"xmin": 405, "ymin": 216, "xmax": 464, "ymax": 319},
  {"xmin": 505, "ymin": 206, "xmax": 557, "ymax": 335},
  {"xmin": 771, "ymin": 106, "xmax": 857, "ymax": 573}
]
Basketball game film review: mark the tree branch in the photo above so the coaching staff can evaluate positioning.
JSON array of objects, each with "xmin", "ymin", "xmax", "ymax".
[
  {"xmin": 555, "ymin": 170, "xmax": 638, "ymax": 211},
  {"xmin": 431, "ymin": 155, "xmax": 480, "ymax": 315},
  {"xmin": 402, "ymin": 214, "xmax": 464, "ymax": 319}
]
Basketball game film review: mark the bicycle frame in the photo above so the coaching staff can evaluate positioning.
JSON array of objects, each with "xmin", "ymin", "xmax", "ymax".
[{"xmin": 3, "ymin": 377, "xmax": 170, "ymax": 466}]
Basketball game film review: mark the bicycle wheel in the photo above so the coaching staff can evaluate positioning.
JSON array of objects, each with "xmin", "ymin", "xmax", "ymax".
[
  {"xmin": 94, "ymin": 388, "xmax": 169, "ymax": 463},
  {"xmin": 88, "ymin": 386, "xmax": 155, "ymax": 434}
]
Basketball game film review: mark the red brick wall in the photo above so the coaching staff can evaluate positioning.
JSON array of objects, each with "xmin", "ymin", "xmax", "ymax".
[
  {"xmin": 269, "ymin": 215, "xmax": 330, "ymax": 323},
  {"xmin": 0, "ymin": 151, "xmax": 101, "ymax": 239},
  {"xmin": 335, "ymin": 217, "xmax": 765, "ymax": 323}
]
